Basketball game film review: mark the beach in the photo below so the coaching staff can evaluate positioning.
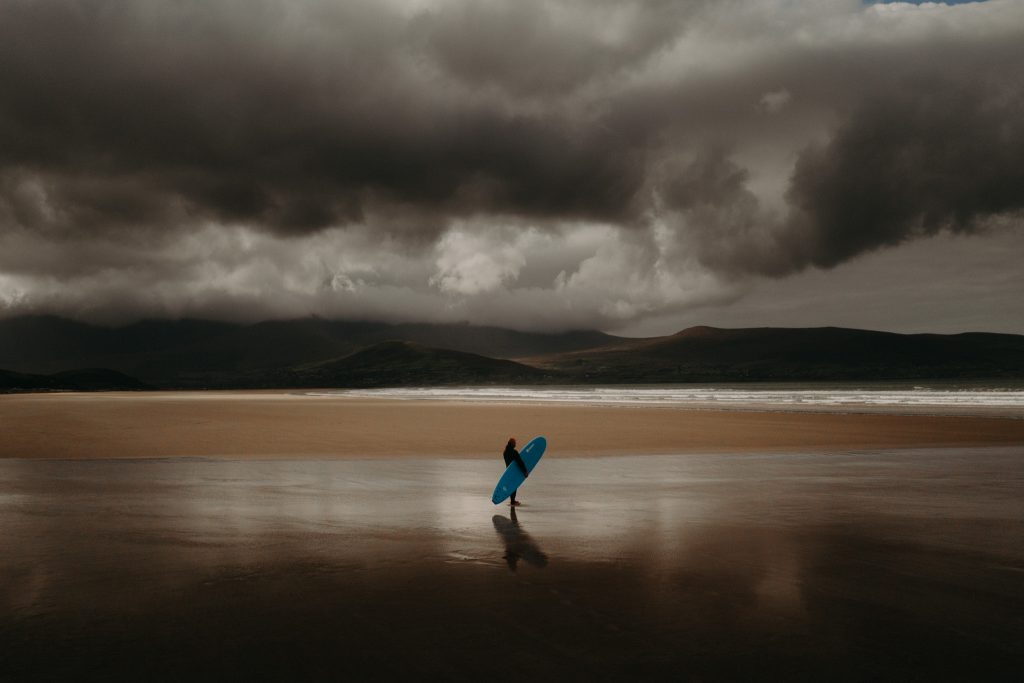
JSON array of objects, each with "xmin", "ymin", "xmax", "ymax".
[
  {"xmin": 2, "ymin": 390, "xmax": 1023, "ymax": 680},
  {"xmin": 2, "ymin": 390, "xmax": 1023, "ymax": 459}
]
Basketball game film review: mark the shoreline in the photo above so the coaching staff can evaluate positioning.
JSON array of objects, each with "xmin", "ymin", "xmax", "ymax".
[
  {"xmin": 305, "ymin": 384, "xmax": 1024, "ymax": 419},
  {"xmin": 3, "ymin": 390, "xmax": 1024, "ymax": 459},
  {"xmin": 305, "ymin": 392, "xmax": 1024, "ymax": 420}
]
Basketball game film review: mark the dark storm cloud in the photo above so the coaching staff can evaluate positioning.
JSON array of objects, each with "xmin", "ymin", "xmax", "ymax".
[
  {"xmin": 2, "ymin": 0, "xmax": 1020, "ymax": 246},
  {"xmin": 0, "ymin": 0, "xmax": 654, "ymax": 237},
  {"xmin": 783, "ymin": 74, "xmax": 1024, "ymax": 271},
  {"xmin": 658, "ymin": 71, "xmax": 1024, "ymax": 277},
  {"xmin": 642, "ymin": 17, "xmax": 1024, "ymax": 276},
  {"xmin": 1, "ymin": 0, "xmax": 1023, "ymax": 329},
  {"xmin": 415, "ymin": 0, "xmax": 695, "ymax": 97}
]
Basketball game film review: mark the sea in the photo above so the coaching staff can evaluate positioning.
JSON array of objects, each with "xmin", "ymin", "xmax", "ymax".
[{"xmin": 309, "ymin": 381, "xmax": 1024, "ymax": 417}]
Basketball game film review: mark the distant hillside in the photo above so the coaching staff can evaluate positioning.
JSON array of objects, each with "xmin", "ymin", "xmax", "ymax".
[
  {"xmin": 0, "ymin": 315, "xmax": 619, "ymax": 386},
  {"xmin": 50, "ymin": 368, "xmax": 152, "ymax": 391},
  {"xmin": 522, "ymin": 326, "xmax": 1024, "ymax": 382},
  {"xmin": 288, "ymin": 341, "xmax": 553, "ymax": 387},
  {"xmin": 2, "ymin": 317, "xmax": 1021, "ymax": 388},
  {"xmin": 0, "ymin": 367, "xmax": 150, "ymax": 392},
  {"xmin": 0, "ymin": 369, "xmax": 64, "ymax": 392}
]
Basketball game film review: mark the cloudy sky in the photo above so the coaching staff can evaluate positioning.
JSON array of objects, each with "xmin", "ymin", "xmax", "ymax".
[{"xmin": 1, "ymin": 0, "xmax": 1022, "ymax": 334}]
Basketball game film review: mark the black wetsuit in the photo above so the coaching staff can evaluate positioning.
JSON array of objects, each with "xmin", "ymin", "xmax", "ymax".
[
  {"xmin": 503, "ymin": 444, "xmax": 528, "ymax": 475},
  {"xmin": 503, "ymin": 443, "xmax": 528, "ymax": 503}
]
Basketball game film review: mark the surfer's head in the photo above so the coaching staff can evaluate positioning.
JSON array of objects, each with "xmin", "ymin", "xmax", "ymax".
[{"xmin": 507, "ymin": 437, "xmax": 516, "ymax": 447}]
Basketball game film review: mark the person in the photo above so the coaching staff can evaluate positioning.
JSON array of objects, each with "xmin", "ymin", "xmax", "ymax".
[{"xmin": 502, "ymin": 437, "xmax": 529, "ymax": 506}]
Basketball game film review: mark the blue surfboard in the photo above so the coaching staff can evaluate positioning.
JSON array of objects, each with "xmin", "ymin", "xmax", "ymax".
[{"xmin": 492, "ymin": 436, "xmax": 547, "ymax": 504}]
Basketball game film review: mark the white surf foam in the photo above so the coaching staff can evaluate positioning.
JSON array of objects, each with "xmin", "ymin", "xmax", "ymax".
[{"xmin": 307, "ymin": 385, "xmax": 1024, "ymax": 412}]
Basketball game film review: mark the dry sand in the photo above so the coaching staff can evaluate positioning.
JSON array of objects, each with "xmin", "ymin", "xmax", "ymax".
[{"xmin": 2, "ymin": 390, "xmax": 1022, "ymax": 459}]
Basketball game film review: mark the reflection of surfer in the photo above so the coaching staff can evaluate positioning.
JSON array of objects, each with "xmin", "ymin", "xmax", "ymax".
[
  {"xmin": 493, "ymin": 509, "xmax": 548, "ymax": 571},
  {"xmin": 503, "ymin": 437, "xmax": 528, "ymax": 506}
]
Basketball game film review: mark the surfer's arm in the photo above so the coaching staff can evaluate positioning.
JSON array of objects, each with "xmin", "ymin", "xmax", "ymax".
[{"xmin": 513, "ymin": 451, "xmax": 529, "ymax": 477}]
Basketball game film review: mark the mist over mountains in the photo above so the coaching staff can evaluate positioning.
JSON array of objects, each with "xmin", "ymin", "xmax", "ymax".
[{"xmin": 1, "ymin": 316, "xmax": 1022, "ymax": 390}]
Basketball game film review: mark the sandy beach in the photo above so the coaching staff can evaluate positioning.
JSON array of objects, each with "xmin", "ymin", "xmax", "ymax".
[
  {"xmin": 3, "ymin": 390, "xmax": 1024, "ymax": 680},
  {"xmin": 3, "ymin": 450, "xmax": 1023, "ymax": 680},
  {"xmin": 2, "ymin": 390, "xmax": 1023, "ymax": 459}
]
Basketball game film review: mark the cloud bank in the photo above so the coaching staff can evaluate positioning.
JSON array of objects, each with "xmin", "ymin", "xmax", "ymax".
[{"xmin": 0, "ymin": 0, "xmax": 1022, "ymax": 330}]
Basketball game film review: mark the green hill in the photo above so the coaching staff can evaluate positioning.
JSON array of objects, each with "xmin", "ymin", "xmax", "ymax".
[
  {"xmin": 1, "ymin": 367, "xmax": 149, "ymax": 392},
  {"xmin": 291, "ymin": 341, "xmax": 553, "ymax": 387},
  {"xmin": 0, "ymin": 316, "xmax": 618, "ymax": 386},
  {"xmin": 522, "ymin": 326, "xmax": 1024, "ymax": 382}
]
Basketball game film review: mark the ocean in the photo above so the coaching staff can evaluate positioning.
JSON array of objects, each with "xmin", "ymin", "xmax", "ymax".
[{"xmin": 310, "ymin": 382, "xmax": 1024, "ymax": 416}]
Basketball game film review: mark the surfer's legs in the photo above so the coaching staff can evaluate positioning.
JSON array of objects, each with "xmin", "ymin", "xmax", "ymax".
[{"xmin": 510, "ymin": 489, "xmax": 520, "ymax": 506}]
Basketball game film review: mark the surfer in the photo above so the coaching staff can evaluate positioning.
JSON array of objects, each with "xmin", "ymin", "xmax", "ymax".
[{"xmin": 503, "ymin": 437, "xmax": 529, "ymax": 506}]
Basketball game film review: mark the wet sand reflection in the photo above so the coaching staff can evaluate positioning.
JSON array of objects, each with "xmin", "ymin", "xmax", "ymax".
[
  {"xmin": 1, "ymin": 449, "xmax": 1023, "ymax": 680},
  {"xmin": 492, "ymin": 508, "xmax": 549, "ymax": 571}
]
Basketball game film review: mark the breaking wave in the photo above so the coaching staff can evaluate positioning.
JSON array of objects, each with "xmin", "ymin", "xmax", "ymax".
[{"xmin": 308, "ymin": 384, "xmax": 1024, "ymax": 414}]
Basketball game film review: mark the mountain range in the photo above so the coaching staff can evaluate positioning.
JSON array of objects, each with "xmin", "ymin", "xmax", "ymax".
[
  {"xmin": 1, "ymin": 315, "xmax": 1022, "ymax": 390},
  {"xmin": 0, "ymin": 367, "xmax": 150, "ymax": 392}
]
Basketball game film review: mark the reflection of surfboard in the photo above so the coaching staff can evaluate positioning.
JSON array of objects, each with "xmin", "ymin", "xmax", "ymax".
[
  {"xmin": 492, "ymin": 514, "xmax": 549, "ymax": 569},
  {"xmin": 491, "ymin": 436, "xmax": 547, "ymax": 504}
]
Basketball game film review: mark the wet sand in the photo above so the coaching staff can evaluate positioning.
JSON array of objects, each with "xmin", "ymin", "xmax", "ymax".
[
  {"xmin": 2, "ymin": 450, "xmax": 1023, "ymax": 680},
  {"xmin": 2, "ymin": 391, "xmax": 1024, "ymax": 459},
  {"xmin": 2, "ymin": 391, "xmax": 1023, "ymax": 679}
]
